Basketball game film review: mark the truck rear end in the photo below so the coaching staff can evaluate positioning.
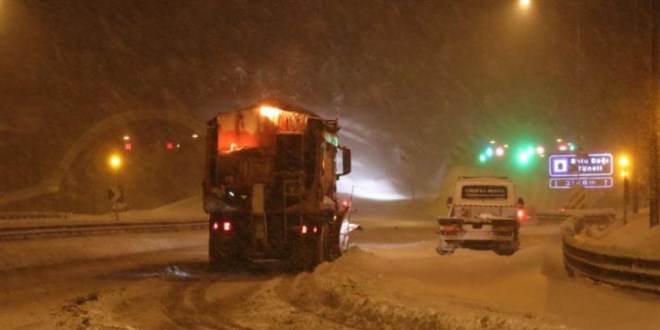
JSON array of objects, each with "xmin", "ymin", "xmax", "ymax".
[
  {"xmin": 203, "ymin": 101, "xmax": 351, "ymax": 270},
  {"xmin": 437, "ymin": 177, "xmax": 525, "ymax": 256}
]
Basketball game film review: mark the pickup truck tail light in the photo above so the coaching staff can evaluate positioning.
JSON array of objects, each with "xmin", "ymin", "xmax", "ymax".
[
  {"xmin": 516, "ymin": 208, "xmax": 527, "ymax": 223},
  {"xmin": 440, "ymin": 224, "xmax": 463, "ymax": 235}
]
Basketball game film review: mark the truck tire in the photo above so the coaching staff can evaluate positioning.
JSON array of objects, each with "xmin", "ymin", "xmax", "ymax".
[
  {"xmin": 326, "ymin": 221, "xmax": 342, "ymax": 261},
  {"xmin": 290, "ymin": 236, "xmax": 311, "ymax": 271},
  {"xmin": 316, "ymin": 223, "xmax": 327, "ymax": 264},
  {"xmin": 209, "ymin": 233, "xmax": 247, "ymax": 271},
  {"xmin": 208, "ymin": 234, "xmax": 228, "ymax": 271}
]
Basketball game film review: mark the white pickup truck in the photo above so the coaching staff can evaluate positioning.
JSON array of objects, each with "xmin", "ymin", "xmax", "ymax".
[{"xmin": 436, "ymin": 176, "xmax": 526, "ymax": 256}]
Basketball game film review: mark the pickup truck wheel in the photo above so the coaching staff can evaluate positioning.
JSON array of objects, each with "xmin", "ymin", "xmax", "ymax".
[
  {"xmin": 436, "ymin": 246, "xmax": 455, "ymax": 256},
  {"xmin": 494, "ymin": 249, "xmax": 516, "ymax": 256},
  {"xmin": 564, "ymin": 261, "xmax": 576, "ymax": 277},
  {"xmin": 494, "ymin": 245, "xmax": 517, "ymax": 256}
]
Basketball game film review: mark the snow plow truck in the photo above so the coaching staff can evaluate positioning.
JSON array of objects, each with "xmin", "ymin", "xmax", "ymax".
[{"xmin": 203, "ymin": 100, "xmax": 352, "ymax": 270}]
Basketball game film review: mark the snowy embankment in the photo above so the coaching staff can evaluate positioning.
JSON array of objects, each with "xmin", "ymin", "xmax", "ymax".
[
  {"xmin": 0, "ymin": 197, "xmax": 207, "ymax": 272},
  {"xmin": 0, "ymin": 196, "xmax": 207, "ymax": 229},
  {"xmin": 278, "ymin": 250, "xmax": 571, "ymax": 330},
  {"xmin": 569, "ymin": 209, "xmax": 660, "ymax": 260}
]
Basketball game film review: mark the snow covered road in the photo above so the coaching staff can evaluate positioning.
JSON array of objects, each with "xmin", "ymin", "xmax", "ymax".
[{"xmin": 0, "ymin": 216, "xmax": 658, "ymax": 330}]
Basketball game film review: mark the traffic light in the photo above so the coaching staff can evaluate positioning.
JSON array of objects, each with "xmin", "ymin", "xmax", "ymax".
[{"xmin": 517, "ymin": 150, "xmax": 530, "ymax": 165}]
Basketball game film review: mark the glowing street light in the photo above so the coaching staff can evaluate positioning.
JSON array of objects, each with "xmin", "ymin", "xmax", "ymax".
[
  {"xmin": 619, "ymin": 156, "xmax": 631, "ymax": 179},
  {"xmin": 519, "ymin": 0, "xmax": 531, "ymax": 8},
  {"xmin": 108, "ymin": 154, "xmax": 122, "ymax": 171}
]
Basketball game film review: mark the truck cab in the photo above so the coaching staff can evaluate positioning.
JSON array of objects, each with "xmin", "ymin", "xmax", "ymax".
[{"xmin": 437, "ymin": 177, "xmax": 525, "ymax": 256}]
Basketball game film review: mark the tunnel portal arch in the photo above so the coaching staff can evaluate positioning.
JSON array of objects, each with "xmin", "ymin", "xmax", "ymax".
[{"xmin": 0, "ymin": 110, "xmax": 205, "ymax": 207}]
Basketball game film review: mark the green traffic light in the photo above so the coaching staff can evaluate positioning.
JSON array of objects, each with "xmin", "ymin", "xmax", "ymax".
[
  {"xmin": 517, "ymin": 151, "xmax": 530, "ymax": 165},
  {"xmin": 479, "ymin": 154, "xmax": 487, "ymax": 163}
]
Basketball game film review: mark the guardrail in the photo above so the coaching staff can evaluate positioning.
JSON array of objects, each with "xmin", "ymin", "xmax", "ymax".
[
  {"xmin": 0, "ymin": 219, "xmax": 207, "ymax": 241},
  {"xmin": 562, "ymin": 216, "xmax": 660, "ymax": 294},
  {"xmin": 537, "ymin": 209, "xmax": 616, "ymax": 224},
  {"xmin": 0, "ymin": 211, "xmax": 65, "ymax": 220}
]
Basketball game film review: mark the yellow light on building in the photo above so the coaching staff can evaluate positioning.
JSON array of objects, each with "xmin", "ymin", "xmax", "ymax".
[{"xmin": 259, "ymin": 106, "xmax": 282, "ymax": 123}]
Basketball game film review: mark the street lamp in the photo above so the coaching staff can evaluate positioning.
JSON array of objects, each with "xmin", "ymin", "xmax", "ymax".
[
  {"xmin": 519, "ymin": 0, "xmax": 531, "ymax": 8},
  {"xmin": 108, "ymin": 154, "xmax": 122, "ymax": 171},
  {"xmin": 107, "ymin": 153, "xmax": 124, "ymax": 220},
  {"xmin": 108, "ymin": 153, "xmax": 123, "ymax": 187}
]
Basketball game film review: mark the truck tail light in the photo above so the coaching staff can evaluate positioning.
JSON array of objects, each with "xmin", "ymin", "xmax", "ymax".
[
  {"xmin": 301, "ymin": 225, "xmax": 308, "ymax": 234},
  {"xmin": 212, "ymin": 221, "xmax": 232, "ymax": 232}
]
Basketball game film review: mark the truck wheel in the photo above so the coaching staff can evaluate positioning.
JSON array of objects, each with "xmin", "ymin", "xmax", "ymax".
[
  {"xmin": 209, "ymin": 234, "xmax": 247, "ymax": 271},
  {"xmin": 290, "ymin": 236, "xmax": 311, "ymax": 271},
  {"xmin": 208, "ymin": 235, "xmax": 228, "ymax": 271},
  {"xmin": 564, "ymin": 261, "xmax": 576, "ymax": 277},
  {"xmin": 327, "ymin": 221, "xmax": 342, "ymax": 261},
  {"xmin": 317, "ymin": 223, "xmax": 328, "ymax": 263}
]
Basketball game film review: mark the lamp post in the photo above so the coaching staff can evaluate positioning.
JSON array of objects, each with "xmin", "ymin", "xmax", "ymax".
[
  {"xmin": 651, "ymin": 0, "xmax": 660, "ymax": 228},
  {"xmin": 619, "ymin": 155, "xmax": 630, "ymax": 224},
  {"xmin": 108, "ymin": 153, "xmax": 123, "ymax": 220}
]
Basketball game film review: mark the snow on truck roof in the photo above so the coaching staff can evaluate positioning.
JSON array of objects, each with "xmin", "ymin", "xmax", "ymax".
[
  {"xmin": 208, "ymin": 100, "xmax": 340, "ymax": 153},
  {"xmin": 209, "ymin": 99, "xmax": 322, "ymax": 122}
]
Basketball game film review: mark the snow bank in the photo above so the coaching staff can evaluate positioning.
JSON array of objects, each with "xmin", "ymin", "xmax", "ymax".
[{"xmin": 279, "ymin": 249, "xmax": 572, "ymax": 330}]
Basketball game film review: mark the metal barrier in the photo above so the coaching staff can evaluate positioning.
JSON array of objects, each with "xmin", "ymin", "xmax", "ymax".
[
  {"xmin": 0, "ymin": 212, "xmax": 65, "ymax": 220},
  {"xmin": 0, "ymin": 219, "xmax": 207, "ymax": 241},
  {"xmin": 537, "ymin": 209, "xmax": 615, "ymax": 224},
  {"xmin": 562, "ymin": 216, "xmax": 660, "ymax": 294}
]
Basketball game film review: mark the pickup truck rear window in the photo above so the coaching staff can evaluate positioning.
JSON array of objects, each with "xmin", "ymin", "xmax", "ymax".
[{"xmin": 461, "ymin": 185, "xmax": 508, "ymax": 200}]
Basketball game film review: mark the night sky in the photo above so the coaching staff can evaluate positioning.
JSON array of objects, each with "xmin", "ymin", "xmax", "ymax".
[{"xmin": 0, "ymin": 0, "xmax": 655, "ymax": 208}]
